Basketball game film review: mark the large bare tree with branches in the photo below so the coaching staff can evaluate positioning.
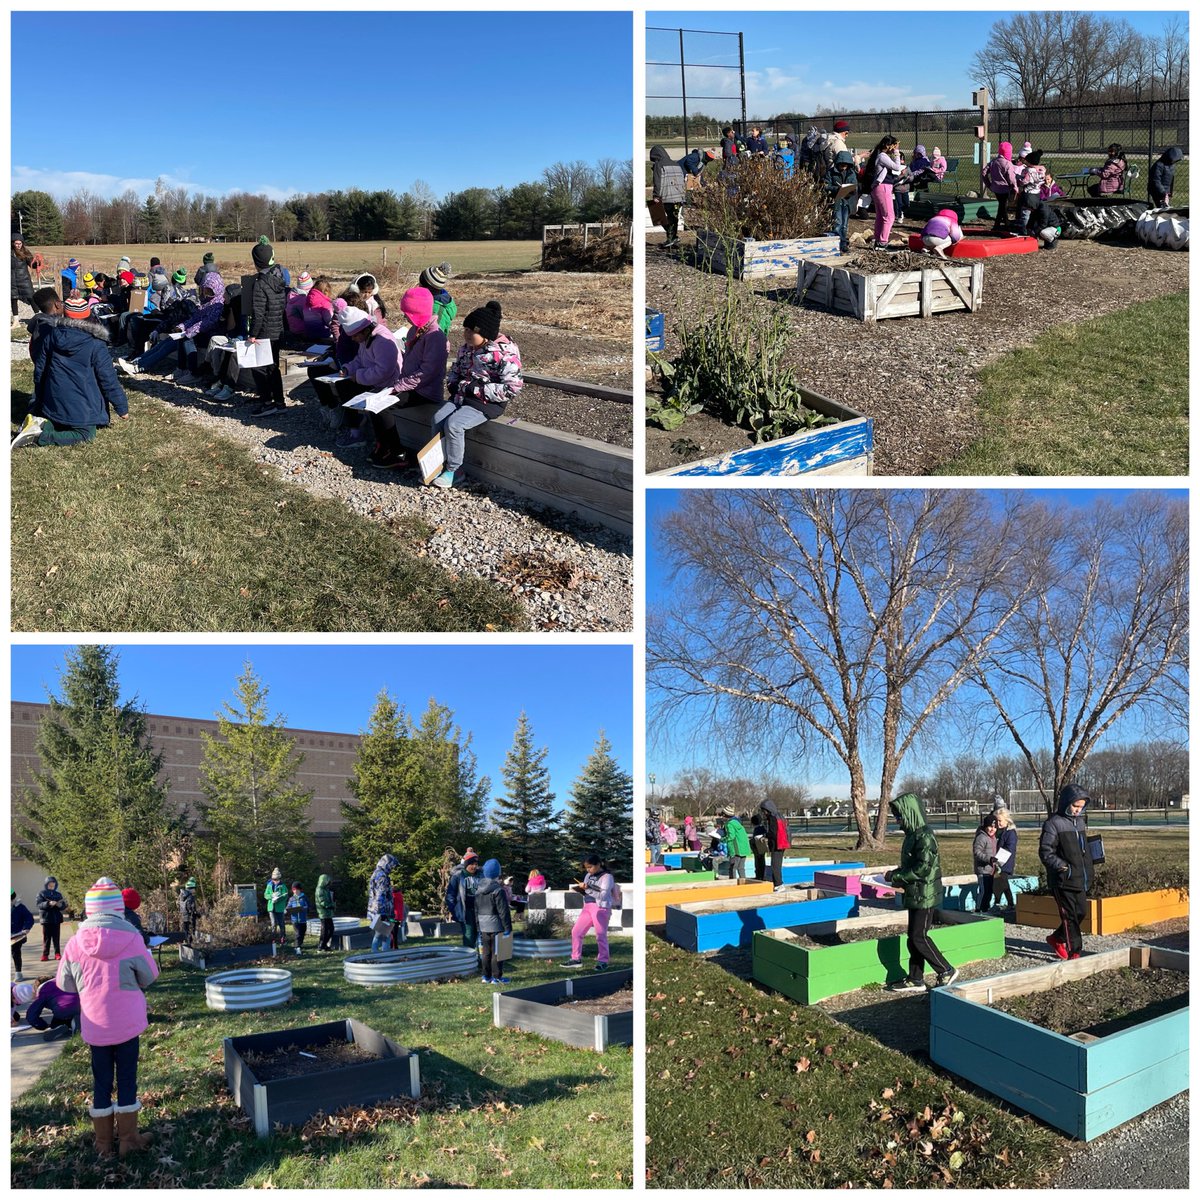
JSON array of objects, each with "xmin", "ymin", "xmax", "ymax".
[
  {"xmin": 967, "ymin": 493, "xmax": 1188, "ymax": 809},
  {"xmin": 648, "ymin": 490, "xmax": 1038, "ymax": 848}
]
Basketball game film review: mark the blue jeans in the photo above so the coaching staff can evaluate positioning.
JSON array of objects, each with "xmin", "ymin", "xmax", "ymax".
[
  {"xmin": 133, "ymin": 336, "xmax": 178, "ymax": 373},
  {"xmin": 91, "ymin": 1035, "xmax": 140, "ymax": 1111},
  {"xmin": 832, "ymin": 199, "xmax": 850, "ymax": 251},
  {"xmin": 432, "ymin": 401, "xmax": 488, "ymax": 472}
]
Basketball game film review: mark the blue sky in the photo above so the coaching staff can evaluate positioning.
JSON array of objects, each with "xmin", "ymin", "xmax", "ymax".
[
  {"xmin": 647, "ymin": 11, "xmax": 1185, "ymax": 118},
  {"xmin": 11, "ymin": 645, "xmax": 632, "ymax": 811},
  {"xmin": 646, "ymin": 488, "xmax": 1187, "ymax": 795},
  {"xmin": 12, "ymin": 12, "xmax": 631, "ymax": 202}
]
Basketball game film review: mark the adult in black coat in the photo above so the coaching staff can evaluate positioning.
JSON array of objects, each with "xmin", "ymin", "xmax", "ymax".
[
  {"xmin": 35, "ymin": 877, "xmax": 67, "ymax": 961},
  {"xmin": 13, "ymin": 316, "xmax": 129, "ymax": 449},
  {"xmin": 11, "ymin": 236, "xmax": 35, "ymax": 322},
  {"xmin": 247, "ymin": 240, "xmax": 288, "ymax": 417},
  {"xmin": 756, "ymin": 798, "xmax": 791, "ymax": 887},
  {"xmin": 1039, "ymin": 783, "xmax": 1091, "ymax": 959},
  {"xmin": 1149, "ymin": 146, "xmax": 1183, "ymax": 208}
]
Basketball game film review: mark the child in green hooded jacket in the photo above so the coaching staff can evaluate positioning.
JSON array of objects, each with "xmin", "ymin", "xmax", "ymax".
[{"xmin": 315, "ymin": 874, "xmax": 335, "ymax": 951}]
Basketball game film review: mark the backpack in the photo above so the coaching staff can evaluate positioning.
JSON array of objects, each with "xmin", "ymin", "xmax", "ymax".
[
  {"xmin": 610, "ymin": 880, "xmax": 623, "ymax": 909},
  {"xmin": 800, "ymin": 126, "xmax": 837, "ymax": 178},
  {"xmin": 656, "ymin": 162, "xmax": 687, "ymax": 205}
]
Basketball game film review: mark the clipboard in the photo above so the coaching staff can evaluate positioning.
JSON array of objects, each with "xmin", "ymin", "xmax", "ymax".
[
  {"xmin": 835, "ymin": 182, "xmax": 858, "ymax": 199},
  {"xmin": 417, "ymin": 433, "xmax": 445, "ymax": 484},
  {"xmin": 494, "ymin": 931, "xmax": 513, "ymax": 962}
]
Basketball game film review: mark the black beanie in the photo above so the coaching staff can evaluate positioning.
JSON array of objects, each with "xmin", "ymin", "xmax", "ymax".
[
  {"xmin": 464, "ymin": 300, "xmax": 502, "ymax": 341},
  {"xmin": 252, "ymin": 242, "xmax": 272, "ymax": 269},
  {"xmin": 203, "ymin": 252, "xmax": 215, "ymax": 265}
]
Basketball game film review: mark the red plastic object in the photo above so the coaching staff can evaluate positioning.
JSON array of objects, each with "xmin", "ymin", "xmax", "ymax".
[{"xmin": 907, "ymin": 232, "xmax": 1039, "ymax": 258}]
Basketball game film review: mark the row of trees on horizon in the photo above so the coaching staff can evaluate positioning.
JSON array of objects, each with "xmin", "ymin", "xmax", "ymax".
[
  {"xmin": 11, "ymin": 157, "xmax": 635, "ymax": 247},
  {"xmin": 15, "ymin": 648, "xmax": 634, "ymax": 916}
]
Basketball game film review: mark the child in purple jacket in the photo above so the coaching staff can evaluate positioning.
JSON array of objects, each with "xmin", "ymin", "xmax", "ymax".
[
  {"xmin": 920, "ymin": 209, "xmax": 964, "ymax": 258},
  {"xmin": 57, "ymin": 878, "xmax": 159, "ymax": 1159},
  {"xmin": 26, "ymin": 976, "xmax": 80, "ymax": 1039}
]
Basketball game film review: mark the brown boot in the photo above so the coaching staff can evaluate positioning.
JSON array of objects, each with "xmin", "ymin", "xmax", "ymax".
[
  {"xmin": 90, "ymin": 1107, "xmax": 115, "ymax": 1157},
  {"xmin": 115, "ymin": 1106, "xmax": 153, "ymax": 1157}
]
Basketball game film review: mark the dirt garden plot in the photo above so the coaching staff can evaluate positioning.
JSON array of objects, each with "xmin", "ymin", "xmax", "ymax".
[
  {"xmin": 646, "ymin": 230, "xmax": 1187, "ymax": 475},
  {"xmin": 558, "ymin": 985, "xmax": 634, "ymax": 1016},
  {"xmin": 241, "ymin": 1040, "xmax": 382, "ymax": 1082}
]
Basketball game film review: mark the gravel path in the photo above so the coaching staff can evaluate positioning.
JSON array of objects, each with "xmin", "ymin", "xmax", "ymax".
[
  {"xmin": 122, "ymin": 374, "xmax": 632, "ymax": 631},
  {"xmin": 647, "ymin": 227, "xmax": 1188, "ymax": 474}
]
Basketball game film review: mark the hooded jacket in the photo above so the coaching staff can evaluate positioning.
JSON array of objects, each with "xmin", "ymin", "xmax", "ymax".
[
  {"xmin": 984, "ymin": 145, "xmax": 1018, "ymax": 194},
  {"xmin": 995, "ymin": 819, "xmax": 1018, "ymax": 877},
  {"xmin": 249, "ymin": 263, "xmax": 287, "ymax": 340},
  {"xmin": 1039, "ymin": 786, "xmax": 1090, "ymax": 893},
  {"xmin": 474, "ymin": 876, "xmax": 512, "ymax": 935},
  {"xmin": 649, "ymin": 145, "xmax": 687, "ymax": 204},
  {"xmin": 445, "ymin": 863, "xmax": 480, "ymax": 925},
  {"xmin": 26, "ymin": 979, "xmax": 80, "ymax": 1030},
  {"xmin": 264, "ymin": 877, "xmax": 288, "ymax": 914},
  {"xmin": 1149, "ymin": 147, "xmax": 1183, "ymax": 202},
  {"xmin": 56, "ymin": 913, "xmax": 158, "ymax": 1046},
  {"xmin": 1093, "ymin": 154, "xmax": 1127, "ymax": 195},
  {"xmin": 315, "ymin": 874, "xmax": 334, "ymax": 919},
  {"xmin": 180, "ymin": 272, "xmax": 226, "ymax": 339},
  {"xmin": 303, "ymin": 287, "xmax": 334, "ymax": 339},
  {"xmin": 723, "ymin": 816, "xmax": 751, "ymax": 857},
  {"xmin": 346, "ymin": 322, "xmax": 401, "ymax": 389},
  {"xmin": 11, "ymin": 897, "xmax": 34, "ymax": 938},
  {"xmin": 972, "ymin": 824, "xmax": 998, "ymax": 875},
  {"xmin": 447, "ymin": 334, "xmax": 523, "ymax": 418},
  {"xmin": 394, "ymin": 321, "xmax": 448, "ymax": 401},
  {"xmin": 368, "ymin": 854, "xmax": 399, "ymax": 920},
  {"xmin": 286, "ymin": 890, "xmax": 309, "ymax": 924},
  {"xmin": 757, "ymin": 798, "xmax": 791, "ymax": 853},
  {"xmin": 922, "ymin": 212, "xmax": 964, "ymax": 243},
  {"xmin": 888, "ymin": 794, "xmax": 943, "ymax": 911},
  {"xmin": 35, "ymin": 880, "xmax": 66, "ymax": 926},
  {"xmin": 177, "ymin": 886, "xmax": 197, "ymax": 919},
  {"xmin": 31, "ymin": 318, "xmax": 128, "ymax": 429}
]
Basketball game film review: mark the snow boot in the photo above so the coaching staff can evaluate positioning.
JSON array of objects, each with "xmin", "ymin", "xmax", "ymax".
[
  {"xmin": 90, "ymin": 1106, "xmax": 115, "ymax": 1157},
  {"xmin": 116, "ymin": 1104, "xmax": 153, "ymax": 1157}
]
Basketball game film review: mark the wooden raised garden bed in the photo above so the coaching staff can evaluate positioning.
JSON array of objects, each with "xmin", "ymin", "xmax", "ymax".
[
  {"xmin": 664, "ymin": 887, "xmax": 858, "ymax": 953},
  {"xmin": 797, "ymin": 258, "xmax": 983, "ymax": 322},
  {"xmin": 646, "ymin": 879, "xmax": 774, "ymax": 925},
  {"xmin": 696, "ymin": 230, "xmax": 842, "ymax": 278},
  {"xmin": 180, "ymin": 941, "xmax": 277, "ymax": 970},
  {"xmin": 930, "ymin": 946, "xmax": 1189, "ymax": 1139},
  {"xmin": 652, "ymin": 387, "xmax": 872, "ymax": 478},
  {"xmin": 492, "ymin": 968, "xmax": 633, "ymax": 1051},
  {"xmin": 780, "ymin": 860, "xmax": 866, "ymax": 887},
  {"xmin": 1015, "ymin": 887, "xmax": 1189, "ymax": 935},
  {"xmin": 646, "ymin": 869, "xmax": 717, "ymax": 887},
  {"xmin": 661, "ymin": 852, "xmax": 702, "ymax": 870},
  {"xmin": 224, "ymin": 1017, "xmax": 421, "ymax": 1138},
  {"xmin": 941, "ymin": 874, "xmax": 1040, "ymax": 912},
  {"xmin": 752, "ymin": 910, "xmax": 1005, "ymax": 1003}
]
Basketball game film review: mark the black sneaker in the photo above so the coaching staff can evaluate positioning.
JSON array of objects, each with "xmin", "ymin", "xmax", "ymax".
[
  {"xmin": 933, "ymin": 968, "xmax": 960, "ymax": 989},
  {"xmin": 594, "ymin": 962, "xmax": 609, "ymax": 972},
  {"xmin": 564, "ymin": 959, "xmax": 584, "ymax": 969},
  {"xmin": 886, "ymin": 978, "xmax": 925, "ymax": 993}
]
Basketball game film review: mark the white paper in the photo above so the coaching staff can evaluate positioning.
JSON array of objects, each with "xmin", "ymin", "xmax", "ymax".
[
  {"xmin": 167, "ymin": 331, "xmax": 185, "ymax": 340},
  {"xmin": 212, "ymin": 342, "xmax": 236, "ymax": 353},
  {"xmin": 342, "ymin": 389, "xmax": 399, "ymax": 414},
  {"xmin": 313, "ymin": 373, "xmax": 344, "ymax": 384},
  {"xmin": 417, "ymin": 433, "xmax": 445, "ymax": 484},
  {"xmin": 995, "ymin": 848, "xmax": 1012, "ymax": 866},
  {"xmin": 233, "ymin": 339, "xmax": 273, "ymax": 370}
]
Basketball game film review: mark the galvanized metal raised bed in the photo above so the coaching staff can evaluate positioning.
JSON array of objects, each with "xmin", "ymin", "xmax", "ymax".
[
  {"xmin": 493, "ymin": 968, "xmax": 633, "ymax": 1051},
  {"xmin": 342, "ymin": 945, "xmax": 478, "ymax": 986},
  {"xmin": 205, "ymin": 968, "xmax": 293, "ymax": 1012}
]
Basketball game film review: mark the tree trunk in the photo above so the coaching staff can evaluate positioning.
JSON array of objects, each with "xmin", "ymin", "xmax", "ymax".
[{"xmin": 848, "ymin": 757, "xmax": 886, "ymax": 849}]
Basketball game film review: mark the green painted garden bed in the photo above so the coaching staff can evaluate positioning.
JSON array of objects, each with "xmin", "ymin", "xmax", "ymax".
[{"xmin": 645, "ymin": 869, "xmax": 717, "ymax": 887}]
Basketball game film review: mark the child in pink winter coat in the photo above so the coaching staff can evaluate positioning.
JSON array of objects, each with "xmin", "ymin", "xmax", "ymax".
[
  {"xmin": 57, "ymin": 877, "xmax": 159, "ymax": 1159},
  {"xmin": 920, "ymin": 209, "xmax": 964, "ymax": 258}
]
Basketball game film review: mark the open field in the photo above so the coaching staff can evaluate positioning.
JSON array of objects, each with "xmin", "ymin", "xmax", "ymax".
[{"xmin": 10, "ymin": 937, "xmax": 632, "ymax": 1188}]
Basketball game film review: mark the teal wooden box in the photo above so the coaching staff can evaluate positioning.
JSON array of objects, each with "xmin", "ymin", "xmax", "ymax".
[
  {"xmin": 929, "ymin": 946, "xmax": 1189, "ymax": 1140},
  {"xmin": 940, "ymin": 874, "xmax": 1040, "ymax": 911}
]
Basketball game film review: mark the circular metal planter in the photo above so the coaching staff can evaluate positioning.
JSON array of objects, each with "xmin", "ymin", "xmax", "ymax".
[
  {"xmin": 305, "ymin": 916, "xmax": 361, "ymax": 937},
  {"xmin": 511, "ymin": 936, "xmax": 574, "ymax": 959},
  {"xmin": 205, "ymin": 968, "xmax": 293, "ymax": 1012},
  {"xmin": 343, "ymin": 946, "xmax": 478, "ymax": 986}
]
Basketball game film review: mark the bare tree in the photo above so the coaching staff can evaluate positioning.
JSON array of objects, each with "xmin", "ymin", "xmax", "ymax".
[
  {"xmin": 649, "ymin": 490, "xmax": 1038, "ymax": 848},
  {"xmin": 968, "ymin": 494, "xmax": 1188, "ymax": 810},
  {"xmin": 410, "ymin": 179, "xmax": 438, "ymax": 239}
]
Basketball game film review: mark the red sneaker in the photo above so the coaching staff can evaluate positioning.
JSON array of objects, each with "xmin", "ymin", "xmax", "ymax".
[
  {"xmin": 54, "ymin": 953, "xmax": 61, "ymax": 960},
  {"xmin": 1069, "ymin": 952, "xmax": 1081, "ymax": 960},
  {"xmin": 1046, "ymin": 933, "xmax": 1069, "ymax": 960},
  {"xmin": 39, "ymin": 955, "xmax": 48, "ymax": 962}
]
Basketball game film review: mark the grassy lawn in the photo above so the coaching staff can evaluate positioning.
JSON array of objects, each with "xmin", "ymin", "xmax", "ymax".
[
  {"xmin": 11, "ymin": 938, "xmax": 632, "ymax": 1188},
  {"xmin": 10, "ymin": 362, "xmax": 526, "ymax": 632},
  {"xmin": 937, "ymin": 291, "xmax": 1188, "ymax": 476},
  {"xmin": 788, "ymin": 827, "xmax": 1189, "ymax": 880},
  {"xmin": 645, "ymin": 936, "xmax": 1062, "ymax": 1188}
]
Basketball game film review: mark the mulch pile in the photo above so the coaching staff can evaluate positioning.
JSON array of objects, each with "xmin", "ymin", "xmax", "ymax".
[{"xmin": 542, "ymin": 225, "xmax": 632, "ymax": 273}]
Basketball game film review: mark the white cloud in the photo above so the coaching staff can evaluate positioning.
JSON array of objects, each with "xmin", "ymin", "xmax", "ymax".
[
  {"xmin": 745, "ymin": 69, "xmax": 949, "ymax": 117},
  {"xmin": 12, "ymin": 166, "xmax": 298, "ymax": 203}
]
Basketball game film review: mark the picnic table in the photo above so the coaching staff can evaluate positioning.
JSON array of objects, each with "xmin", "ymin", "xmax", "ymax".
[{"xmin": 1057, "ymin": 171, "xmax": 1095, "ymax": 197}]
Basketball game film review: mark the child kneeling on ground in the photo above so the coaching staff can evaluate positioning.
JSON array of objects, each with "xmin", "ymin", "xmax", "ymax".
[
  {"xmin": 920, "ymin": 209, "xmax": 963, "ymax": 258},
  {"xmin": 432, "ymin": 301, "xmax": 522, "ymax": 489}
]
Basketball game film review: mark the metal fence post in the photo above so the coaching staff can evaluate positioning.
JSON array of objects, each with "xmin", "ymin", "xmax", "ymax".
[{"xmin": 679, "ymin": 28, "xmax": 689, "ymax": 155}]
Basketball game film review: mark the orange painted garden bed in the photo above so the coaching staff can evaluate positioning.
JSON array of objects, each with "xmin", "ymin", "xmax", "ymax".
[{"xmin": 1015, "ymin": 887, "xmax": 1188, "ymax": 935}]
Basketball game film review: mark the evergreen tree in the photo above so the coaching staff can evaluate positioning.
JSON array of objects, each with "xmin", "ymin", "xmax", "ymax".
[
  {"xmin": 140, "ymin": 195, "xmax": 164, "ymax": 242},
  {"xmin": 340, "ymin": 693, "xmax": 491, "ymax": 912},
  {"xmin": 562, "ymin": 732, "xmax": 633, "ymax": 882},
  {"xmin": 15, "ymin": 646, "xmax": 181, "ymax": 904},
  {"xmin": 494, "ymin": 712, "xmax": 558, "ymax": 885},
  {"xmin": 196, "ymin": 664, "xmax": 316, "ymax": 895},
  {"xmin": 11, "ymin": 190, "xmax": 64, "ymax": 244}
]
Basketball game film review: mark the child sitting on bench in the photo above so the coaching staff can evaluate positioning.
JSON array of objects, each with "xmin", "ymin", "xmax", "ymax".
[{"xmin": 418, "ymin": 262, "xmax": 457, "ymax": 333}]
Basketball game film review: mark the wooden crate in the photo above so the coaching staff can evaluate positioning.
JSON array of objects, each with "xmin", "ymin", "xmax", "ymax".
[
  {"xmin": 752, "ymin": 910, "xmax": 1005, "ymax": 1003},
  {"xmin": 696, "ymin": 230, "xmax": 843, "ymax": 278},
  {"xmin": 930, "ymin": 946, "xmax": 1189, "ymax": 1139},
  {"xmin": 652, "ymin": 387, "xmax": 872, "ymax": 478},
  {"xmin": 224, "ymin": 1018, "xmax": 420, "ymax": 1138},
  {"xmin": 1015, "ymin": 887, "xmax": 1189, "ymax": 935},
  {"xmin": 664, "ymin": 887, "xmax": 857, "ymax": 953},
  {"xmin": 646, "ymin": 879, "xmax": 774, "ymax": 925},
  {"xmin": 492, "ymin": 968, "xmax": 632, "ymax": 1051},
  {"xmin": 797, "ymin": 258, "xmax": 983, "ymax": 322},
  {"xmin": 646, "ymin": 869, "xmax": 717, "ymax": 887},
  {"xmin": 941, "ymin": 874, "xmax": 1040, "ymax": 912}
]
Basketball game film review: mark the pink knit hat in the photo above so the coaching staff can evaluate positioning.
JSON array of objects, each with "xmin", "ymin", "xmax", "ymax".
[
  {"xmin": 85, "ymin": 877, "xmax": 125, "ymax": 917},
  {"xmin": 937, "ymin": 209, "xmax": 959, "ymax": 221},
  {"xmin": 400, "ymin": 286, "xmax": 434, "ymax": 328},
  {"xmin": 295, "ymin": 271, "xmax": 314, "ymax": 292},
  {"xmin": 999, "ymin": 142, "xmax": 1013, "ymax": 160}
]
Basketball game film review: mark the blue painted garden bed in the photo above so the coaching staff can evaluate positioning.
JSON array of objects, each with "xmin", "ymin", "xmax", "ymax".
[
  {"xmin": 663, "ymin": 887, "xmax": 857, "ymax": 953},
  {"xmin": 940, "ymin": 874, "xmax": 1040, "ymax": 911}
]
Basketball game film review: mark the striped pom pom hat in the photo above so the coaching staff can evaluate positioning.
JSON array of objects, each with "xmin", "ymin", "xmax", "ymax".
[
  {"xmin": 64, "ymin": 294, "xmax": 91, "ymax": 320},
  {"xmin": 85, "ymin": 877, "xmax": 125, "ymax": 917}
]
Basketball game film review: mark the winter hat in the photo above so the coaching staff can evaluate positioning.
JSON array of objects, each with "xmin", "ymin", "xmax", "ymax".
[
  {"xmin": 463, "ymin": 852, "xmax": 480, "ymax": 866},
  {"xmin": 464, "ymin": 300, "xmax": 502, "ymax": 341},
  {"xmin": 914, "ymin": 144, "xmax": 927, "ymax": 158},
  {"xmin": 483, "ymin": 859, "xmax": 501, "ymax": 879},
  {"xmin": 12, "ymin": 981, "xmax": 35, "ymax": 1006},
  {"xmin": 419, "ymin": 261, "xmax": 452, "ymax": 292},
  {"xmin": 151, "ymin": 272, "xmax": 168, "ymax": 292},
  {"xmin": 64, "ymin": 294, "xmax": 91, "ymax": 320},
  {"xmin": 339, "ymin": 306, "xmax": 373, "ymax": 335},
  {"xmin": 121, "ymin": 887, "xmax": 141, "ymax": 911},
  {"xmin": 834, "ymin": 150, "xmax": 855, "ymax": 166},
  {"xmin": 720, "ymin": 804, "xmax": 736, "ymax": 817},
  {"xmin": 252, "ymin": 242, "xmax": 273, "ymax": 269},
  {"xmin": 67, "ymin": 257, "xmax": 82, "ymax": 270},
  {"xmin": 933, "ymin": 146, "xmax": 942, "ymax": 156},
  {"xmin": 172, "ymin": 267, "xmax": 187, "ymax": 283},
  {"xmin": 999, "ymin": 142, "xmax": 1013, "ymax": 161},
  {"xmin": 1025, "ymin": 149, "xmax": 1043, "ymax": 166},
  {"xmin": 291, "ymin": 881, "xmax": 302, "ymax": 890},
  {"xmin": 937, "ymin": 208, "xmax": 959, "ymax": 221},
  {"xmin": 149, "ymin": 257, "xmax": 161, "ymax": 269},
  {"xmin": 81, "ymin": 272, "xmax": 96, "ymax": 288},
  {"xmin": 295, "ymin": 271, "xmax": 314, "ymax": 292},
  {"xmin": 119, "ymin": 270, "xmax": 135, "ymax": 286},
  {"xmin": 833, "ymin": 118, "xmax": 850, "ymax": 132},
  {"xmin": 85, "ymin": 877, "xmax": 125, "ymax": 917},
  {"xmin": 202, "ymin": 252, "xmax": 215, "ymax": 265},
  {"xmin": 185, "ymin": 878, "xmax": 197, "ymax": 889},
  {"xmin": 400, "ymin": 286, "xmax": 434, "ymax": 328},
  {"xmin": 333, "ymin": 297, "xmax": 348, "ymax": 313},
  {"xmin": 271, "ymin": 868, "xmax": 282, "ymax": 880},
  {"xmin": 117, "ymin": 255, "xmax": 131, "ymax": 267},
  {"xmin": 1019, "ymin": 141, "xmax": 1033, "ymax": 157}
]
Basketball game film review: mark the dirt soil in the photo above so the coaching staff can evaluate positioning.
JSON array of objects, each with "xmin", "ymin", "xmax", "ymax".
[
  {"xmin": 646, "ymin": 220, "xmax": 1188, "ymax": 475},
  {"xmin": 782, "ymin": 923, "xmax": 911, "ymax": 948},
  {"xmin": 242, "ymin": 1040, "xmax": 382, "ymax": 1081},
  {"xmin": 501, "ymin": 383, "xmax": 632, "ymax": 447},
  {"xmin": 993, "ymin": 966, "xmax": 1188, "ymax": 1037},
  {"xmin": 559, "ymin": 985, "xmax": 633, "ymax": 1016}
]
